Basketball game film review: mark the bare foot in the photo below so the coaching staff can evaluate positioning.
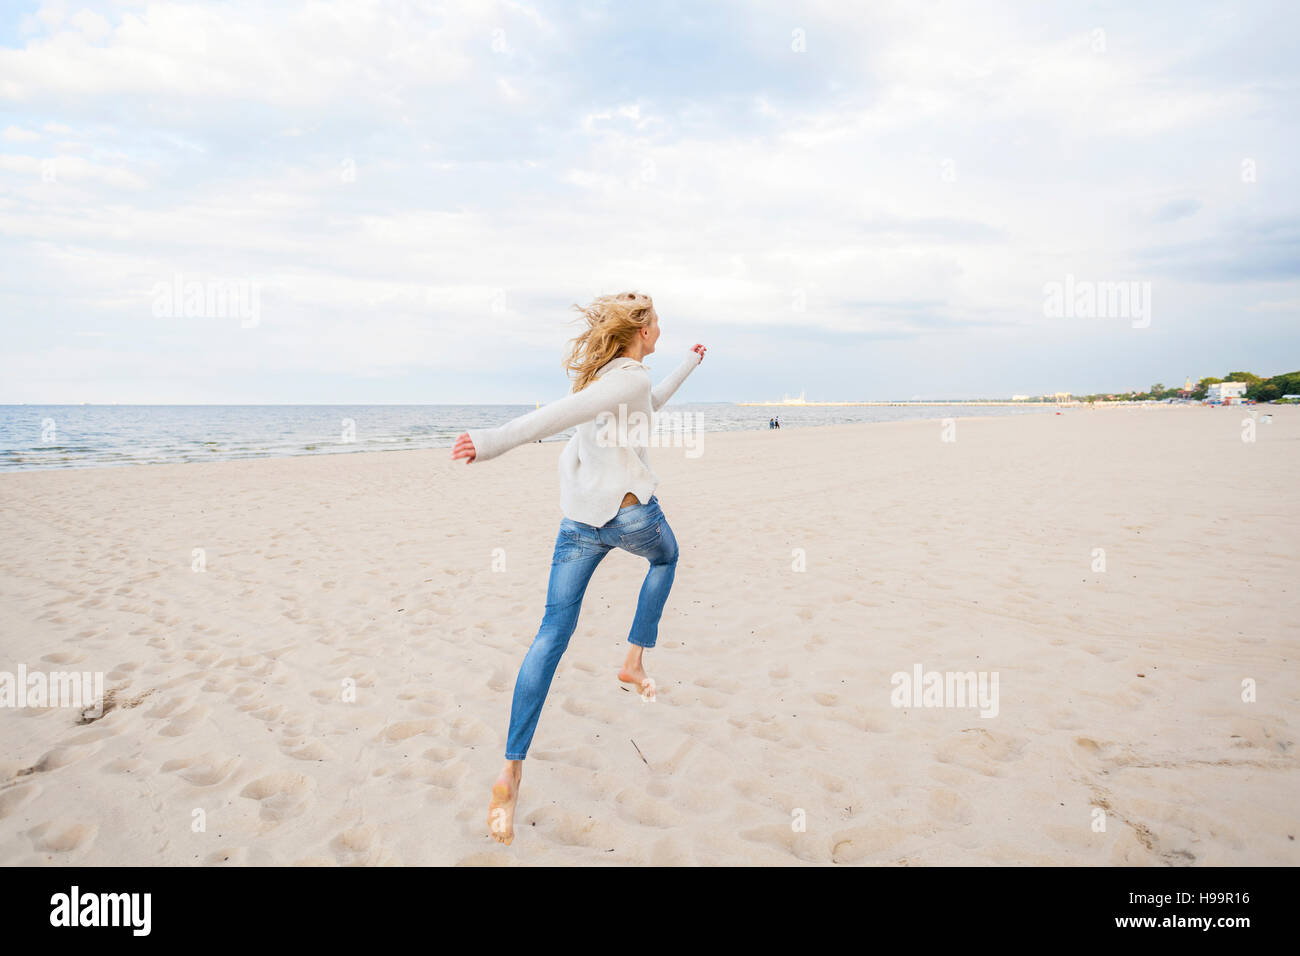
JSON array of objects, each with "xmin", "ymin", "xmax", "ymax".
[
  {"xmin": 488, "ymin": 761, "xmax": 522, "ymax": 845},
  {"xmin": 618, "ymin": 662, "xmax": 656, "ymax": 701}
]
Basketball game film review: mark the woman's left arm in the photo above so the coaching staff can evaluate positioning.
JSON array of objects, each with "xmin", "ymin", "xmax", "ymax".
[{"xmin": 651, "ymin": 345, "xmax": 706, "ymax": 412}]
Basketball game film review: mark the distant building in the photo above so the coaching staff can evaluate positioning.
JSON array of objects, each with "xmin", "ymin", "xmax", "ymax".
[
  {"xmin": 1050, "ymin": 391, "xmax": 1071, "ymax": 402},
  {"xmin": 1177, "ymin": 376, "xmax": 1194, "ymax": 399},
  {"xmin": 1011, "ymin": 395, "xmax": 1030, "ymax": 401},
  {"xmin": 1207, "ymin": 382, "xmax": 1248, "ymax": 402}
]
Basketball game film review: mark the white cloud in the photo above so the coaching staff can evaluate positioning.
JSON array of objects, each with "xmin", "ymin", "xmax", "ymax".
[
  {"xmin": 2, "ymin": 125, "xmax": 40, "ymax": 141},
  {"xmin": 0, "ymin": 152, "xmax": 148, "ymax": 189},
  {"xmin": 0, "ymin": 0, "xmax": 510, "ymax": 107}
]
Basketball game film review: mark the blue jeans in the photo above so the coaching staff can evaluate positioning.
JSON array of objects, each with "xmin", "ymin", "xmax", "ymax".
[{"xmin": 504, "ymin": 494, "xmax": 679, "ymax": 761}]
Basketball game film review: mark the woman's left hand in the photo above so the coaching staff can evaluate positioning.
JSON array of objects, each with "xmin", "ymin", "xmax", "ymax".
[
  {"xmin": 451, "ymin": 432, "xmax": 477, "ymax": 463},
  {"xmin": 691, "ymin": 343, "xmax": 707, "ymax": 362}
]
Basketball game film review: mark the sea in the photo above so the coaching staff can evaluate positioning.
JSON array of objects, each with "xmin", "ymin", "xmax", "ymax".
[{"xmin": 0, "ymin": 403, "xmax": 1064, "ymax": 472}]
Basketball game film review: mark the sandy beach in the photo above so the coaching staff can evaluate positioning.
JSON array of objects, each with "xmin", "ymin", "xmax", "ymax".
[{"xmin": 1, "ymin": 404, "xmax": 1297, "ymax": 866}]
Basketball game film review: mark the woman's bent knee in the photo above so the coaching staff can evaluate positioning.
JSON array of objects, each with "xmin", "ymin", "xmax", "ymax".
[{"xmin": 532, "ymin": 618, "xmax": 576, "ymax": 654}]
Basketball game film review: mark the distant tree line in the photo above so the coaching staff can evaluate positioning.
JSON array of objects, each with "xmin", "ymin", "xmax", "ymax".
[{"xmin": 1066, "ymin": 369, "xmax": 1300, "ymax": 404}]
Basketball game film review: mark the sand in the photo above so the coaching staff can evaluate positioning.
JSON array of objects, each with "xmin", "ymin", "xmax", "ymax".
[{"xmin": 1, "ymin": 404, "xmax": 1297, "ymax": 865}]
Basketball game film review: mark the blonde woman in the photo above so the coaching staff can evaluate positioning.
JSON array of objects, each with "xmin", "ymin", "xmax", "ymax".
[{"xmin": 451, "ymin": 291, "xmax": 706, "ymax": 845}]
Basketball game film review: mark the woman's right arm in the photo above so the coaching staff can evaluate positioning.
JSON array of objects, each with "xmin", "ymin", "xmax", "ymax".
[{"xmin": 462, "ymin": 369, "xmax": 641, "ymax": 464}]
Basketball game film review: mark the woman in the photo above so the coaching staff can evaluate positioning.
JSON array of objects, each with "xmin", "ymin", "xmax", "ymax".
[{"xmin": 451, "ymin": 291, "xmax": 706, "ymax": 845}]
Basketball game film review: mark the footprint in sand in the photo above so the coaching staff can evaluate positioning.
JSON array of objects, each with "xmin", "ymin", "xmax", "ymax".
[
  {"xmin": 158, "ymin": 704, "xmax": 209, "ymax": 737},
  {"xmin": 41, "ymin": 651, "xmax": 87, "ymax": 665},
  {"xmin": 26, "ymin": 744, "xmax": 97, "ymax": 774},
  {"xmin": 0, "ymin": 783, "xmax": 40, "ymax": 819},
  {"xmin": 448, "ymin": 717, "xmax": 492, "ymax": 746},
  {"xmin": 330, "ymin": 824, "xmax": 398, "ymax": 865},
  {"xmin": 737, "ymin": 823, "xmax": 821, "ymax": 862},
  {"xmin": 830, "ymin": 824, "xmax": 908, "ymax": 863},
  {"xmin": 239, "ymin": 772, "xmax": 314, "ymax": 822},
  {"xmin": 561, "ymin": 695, "xmax": 619, "ymax": 722},
  {"xmin": 161, "ymin": 753, "xmax": 242, "ymax": 787},
  {"xmin": 378, "ymin": 719, "xmax": 441, "ymax": 743},
  {"xmin": 933, "ymin": 727, "xmax": 1029, "ymax": 776},
  {"xmin": 28, "ymin": 820, "xmax": 97, "ymax": 854},
  {"xmin": 282, "ymin": 739, "xmax": 335, "ymax": 761},
  {"xmin": 613, "ymin": 789, "xmax": 682, "ymax": 828}
]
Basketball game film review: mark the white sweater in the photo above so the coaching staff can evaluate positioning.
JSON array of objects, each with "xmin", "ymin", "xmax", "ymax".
[{"xmin": 466, "ymin": 351, "xmax": 702, "ymax": 526}]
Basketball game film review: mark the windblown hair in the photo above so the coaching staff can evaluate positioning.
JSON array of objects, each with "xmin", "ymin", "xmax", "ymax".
[{"xmin": 563, "ymin": 291, "xmax": 653, "ymax": 393}]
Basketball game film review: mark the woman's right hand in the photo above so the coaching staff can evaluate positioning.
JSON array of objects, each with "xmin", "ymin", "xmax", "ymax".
[{"xmin": 452, "ymin": 432, "xmax": 477, "ymax": 463}]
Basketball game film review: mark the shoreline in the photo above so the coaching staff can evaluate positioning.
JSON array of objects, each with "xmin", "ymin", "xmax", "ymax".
[{"xmin": 0, "ymin": 401, "xmax": 1244, "ymax": 478}]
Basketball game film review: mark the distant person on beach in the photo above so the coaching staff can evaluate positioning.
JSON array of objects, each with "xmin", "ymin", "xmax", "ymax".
[
  {"xmin": 769, "ymin": 417, "xmax": 774, "ymax": 429},
  {"xmin": 452, "ymin": 291, "xmax": 707, "ymax": 845},
  {"xmin": 774, "ymin": 417, "xmax": 781, "ymax": 429}
]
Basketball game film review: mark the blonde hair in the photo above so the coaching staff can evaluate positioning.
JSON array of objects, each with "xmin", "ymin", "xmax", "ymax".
[{"xmin": 563, "ymin": 291, "xmax": 653, "ymax": 393}]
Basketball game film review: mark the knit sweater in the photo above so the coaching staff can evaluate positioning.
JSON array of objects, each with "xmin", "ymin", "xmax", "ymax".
[{"xmin": 465, "ymin": 350, "xmax": 702, "ymax": 526}]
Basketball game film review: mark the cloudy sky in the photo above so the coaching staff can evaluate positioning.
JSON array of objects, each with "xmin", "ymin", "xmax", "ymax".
[{"xmin": 1, "ymin": 0, "xmax": 1296, "ymax": 404}]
